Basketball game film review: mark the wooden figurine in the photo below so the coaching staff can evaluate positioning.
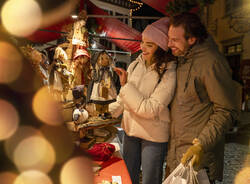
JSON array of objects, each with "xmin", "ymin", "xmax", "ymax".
[
  {"xmin": 70, "ymin": 48, "xmax": 91, "ymax": 88},
  {"xmin": 88, "ymin": 51, "xmax": 117, "ymax": 119}
]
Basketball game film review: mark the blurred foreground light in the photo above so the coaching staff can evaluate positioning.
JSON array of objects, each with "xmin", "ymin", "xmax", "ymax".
[
  {"xmin": 4, "ymin": 126, "xmax": 43, "ymax": 161},
  {"xmin": 14, "ymin": 170, "xmax": 52, "ymax": 184},
  {"xmin": 60, "ymin": 157, "xmax": 94, "ymax": 184},
  {"xmin": 0, "ymin": 42, "xmax": 23, "ymax": 84},
  {"xmin": 8, "ymin": 61, "xmax": 38, "ymax": 93},
  {"xmin": 0, "ymin": 172, "xmax": 17, "ymax": 184},
  {"xmin": 32, "ymin": 86, "xmax": 63, "ymax": 126},
  {"xmin": 13, "ymin": 136, "xmax": 56, "ymax": 173},
  {"xmin": 1, "ymin": 0, "xmax": 42, "ymax": 37},
  {"xmin": 234, "ymin": 167, "xmax": 250, "ymax": 184},
  {"xmin": 0, "ymin": 99, "xmax": 19, "ymax": 140},
  {"xmin": 40, "ymin": 125, "xmax": 74, "ymax": 164},
  {"xmin": 41, "ymin": 0, "xmax": 78, "ymax": 28}
]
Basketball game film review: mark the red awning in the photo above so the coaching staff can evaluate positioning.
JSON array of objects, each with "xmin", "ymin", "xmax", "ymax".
[
  {"xmin": 142, "ymin": 0, "xmax": 171, "ymax": 16},
  {"xmin": 86, "ymin": 1, "xmax": 141, "ymax": 53},
  {"xmin": 27, "ymin": 18, "xmax": 73, "ymax": 43},
  {"xmin": 26, "ymin": 0, "xmax": 141, "ymax": 53}
]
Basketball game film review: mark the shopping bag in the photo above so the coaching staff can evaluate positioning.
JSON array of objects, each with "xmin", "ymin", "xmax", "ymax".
[
  {"xmin": 163, "ymin": 162, "xmax": 206, "ymax": 184},
  {"xmin": 162, "ymin": 163, "xmax": 188, "ymax": 184},
  {"xmin": 196, "ymin": 169, "xmax": 210, "ymax": 184}
]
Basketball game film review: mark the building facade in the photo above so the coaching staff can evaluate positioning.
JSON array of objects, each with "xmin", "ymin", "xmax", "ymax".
[
  {"xmin": 205, "ymin": 0, "xmax": 250, "ymax": 109},
  {"xmin": 205, "ymin": 0, "xmax": 250, "ymax": 81}
]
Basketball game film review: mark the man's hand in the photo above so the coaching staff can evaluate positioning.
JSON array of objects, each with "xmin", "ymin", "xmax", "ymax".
[
  {"xmin": 114, "ymin": 67, "xmax": 127, "ymax": 86},
  {"xmin": 181, "ymin": 139, "xmax": 203, "ymax": 167}
]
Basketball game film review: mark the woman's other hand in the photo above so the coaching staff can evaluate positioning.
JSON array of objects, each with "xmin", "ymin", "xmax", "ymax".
[{"xmin": 114, "ymin": 67, "xmax": 127, "ymax": 86}]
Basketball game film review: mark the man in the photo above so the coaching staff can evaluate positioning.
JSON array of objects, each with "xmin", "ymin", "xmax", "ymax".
[{"xmin": 166, "ymin": 12, "xmax": 239, "ymax": 183}]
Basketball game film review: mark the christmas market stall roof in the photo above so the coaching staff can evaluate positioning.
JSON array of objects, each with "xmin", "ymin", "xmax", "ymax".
[
  {"xmin": 25, "ymin": 0, "xmax": 145, "ymax": 53},
  {"xmin": 9, "ymin": 0, "xmax": 201, "ymax": 52}
]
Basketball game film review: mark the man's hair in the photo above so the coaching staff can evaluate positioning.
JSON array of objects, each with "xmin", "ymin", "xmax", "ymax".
[{"xmin": 169, "ymin": 12, "xmax": 208, "ymax": 44}]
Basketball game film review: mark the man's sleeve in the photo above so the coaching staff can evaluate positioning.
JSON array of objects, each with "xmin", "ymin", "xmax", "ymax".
[{"xmin": 198, "ymin": 60, "xmax": 239, "ymax": 152}]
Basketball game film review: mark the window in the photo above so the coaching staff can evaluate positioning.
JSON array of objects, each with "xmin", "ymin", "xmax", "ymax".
[
  {"xmin": 225, "ymin": 0, "xmax": 243, "ymax": 15},
  {"xmin": 225, "ymin": 43, "xmax": 243, "ymax": 55}
]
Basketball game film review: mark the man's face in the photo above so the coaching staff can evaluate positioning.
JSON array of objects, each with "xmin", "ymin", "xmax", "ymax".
[{"xmin": 168, "ymin": 25, "xmax": 194, "ymax": 57}]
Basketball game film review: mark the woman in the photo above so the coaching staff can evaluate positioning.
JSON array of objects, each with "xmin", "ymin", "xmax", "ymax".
[{"xmin": 109, "ymin": 17, "xmax": 176, "ymax": 184}]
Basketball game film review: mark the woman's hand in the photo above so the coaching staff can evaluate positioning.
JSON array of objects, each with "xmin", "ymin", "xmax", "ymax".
[{"xmin": 114, "ymin": 67, "xmax": 127, "ymax": 86}]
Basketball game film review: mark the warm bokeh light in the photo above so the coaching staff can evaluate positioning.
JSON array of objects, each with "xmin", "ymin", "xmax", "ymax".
[
  {"xmin": 60, "ymin": 156, "xmax": 94, "ymax": 184},
  {"xmin": 1, "ymin": 0, "xmax": 42, "ymax": 37},
  {"xmin": 41, "ymin": 0, "xmax": 78, "ymax": 28},
  {"xmin": 13, "ymin": 136, "xmax": 56, "ymax": 173},
  {"xmin": 234, "ymin": 167, "xmax": 250, "ymax": 184},
  {"xmin": 4, "ymin": 126, "xmax": 43, "ymax": 161},
  {"xmin": 40, "ymin": 125, "xmax": 74, "ymax": 164},
  {"xmin": 32, "ymin": 86, "xmax": 63, "ymax": 126},
  {"xmin": 0, "ymin": 99, "xmax": 19, "ymax": 140},
  {"xmin": 0, "ymin": 42, "xmax": 23, "ymax": 84},
  {"xmin": 8, "ymin": 61, "xmax": 39, "ymax": 93},
  {"xmin": 0, "ymin": 172, "xmax": 17, "ymax": 184},
  {"xmin": 14, "ymin": 170, "xmax": 53, "ymax": 184}
]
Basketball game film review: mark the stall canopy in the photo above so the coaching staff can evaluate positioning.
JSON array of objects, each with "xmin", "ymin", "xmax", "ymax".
[
  {"xmin": 141, "ymin": 0, "xmax": 170, "ymax": 16},
  {"xmin": 27, "ymin": 0, "xmax": 141, "ymax": 53},
  {"xmin": 86, "ymin": 0, "xmax": 141, "ymax": 53},
  {"xmin": 27, "ymin": 18, "xmax": 73, "ymax": 43}
]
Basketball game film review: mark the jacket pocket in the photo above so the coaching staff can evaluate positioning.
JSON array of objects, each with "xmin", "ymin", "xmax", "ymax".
[
  {"xmin": 177, "ymin": 95, "xmax": 201, "ymax": 111},
  {"xmin": 194, "ymin": 77, "xmax": 210, "ymax": 104},
  {"xmin": 177, "ymin": 78, "xmax": 202, "ymax": 112}
]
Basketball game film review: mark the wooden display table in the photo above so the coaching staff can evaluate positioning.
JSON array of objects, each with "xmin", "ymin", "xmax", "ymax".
[{"xmin": 94, "ymin": 156, "xmax": 132, "ymax": 184}]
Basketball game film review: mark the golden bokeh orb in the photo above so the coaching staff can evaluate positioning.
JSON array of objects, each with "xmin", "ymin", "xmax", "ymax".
[
  {"xmin": 1, "ymin": 0, "xmax": 42, "ymax": 37},
  {"xmin": 0, "ymin": 42, "xmax": 23, "ymax": 84},
  {"xmin": 0, "ymin": 99, "xmax": 19, "ymax": 140},
  {"xmin": 14, "ymin": 170, "xmax": 53, "ymax": 184},
  {"xmin": 60, "ymin": 156, "xmax": 94, "ymax": 184},
  {"xmin": 32, "ymin": 86, "xmax": 63, "ymax": 126},
  {"xmin": 13, "ymin": 136, "xmax": 56, "ymax": 173}
]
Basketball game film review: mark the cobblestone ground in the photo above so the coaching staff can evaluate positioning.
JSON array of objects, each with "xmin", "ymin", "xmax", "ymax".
[
  {"xmin": 216, "ymin": 111, "xmax": 250, "ymax": 184},
  {"xmin": 215, "ymin": 143, "xmax": 249, "ymax": 184}
]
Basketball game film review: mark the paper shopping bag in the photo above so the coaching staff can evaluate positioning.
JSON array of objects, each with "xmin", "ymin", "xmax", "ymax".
[{"xmin": 163, "ymin": 162, "xmax": 208, "ymax": 184}]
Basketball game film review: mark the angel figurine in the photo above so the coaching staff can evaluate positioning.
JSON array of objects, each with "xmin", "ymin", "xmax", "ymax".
[
  {"xmin": 72, "ymin": 10, "xmax": 88, "ymax": 49},
  {"xmin": 87, "ymin": 51, "xmax": 117, "ymax": 119}
]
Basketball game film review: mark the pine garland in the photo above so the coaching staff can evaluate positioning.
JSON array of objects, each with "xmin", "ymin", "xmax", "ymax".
[{"xmin": 166, "ymin": 0, "xmax": 215, "ymax": 15}]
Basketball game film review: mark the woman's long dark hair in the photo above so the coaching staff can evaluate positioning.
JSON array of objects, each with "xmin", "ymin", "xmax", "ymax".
[{"xmin": 153, "ymin": 47, "xmax": 176, "ymax": 76}]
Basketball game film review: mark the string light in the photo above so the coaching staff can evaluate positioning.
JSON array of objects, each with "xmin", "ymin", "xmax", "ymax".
[
  {"xmin": 128, "ymin": 0, "xmax": 143, "ymax": 24},
  {"xmin": 128, "ymin": 0, "xmax": 143, "ymax": 12}
]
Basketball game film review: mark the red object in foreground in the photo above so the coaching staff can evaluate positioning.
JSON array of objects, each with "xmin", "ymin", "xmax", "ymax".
[
  {"xmin": 95, "ymin": 156, "xmax": 132, "ymax": 184},
  {"xmin": 87, "ymin": 143, "xmax": 115, "ymax": 161}
]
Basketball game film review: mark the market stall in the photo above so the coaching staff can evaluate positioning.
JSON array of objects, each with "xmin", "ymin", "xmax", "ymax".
[{"xmin": 20, "ymin": 8, "xmax": 131, "ymax": 184}]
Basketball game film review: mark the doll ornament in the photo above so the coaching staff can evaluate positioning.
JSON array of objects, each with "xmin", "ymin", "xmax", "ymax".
[
  {"xmin": 88, "ymin": 51, "xmax": 117, "ymax": 119},
  {"xmin": 69, "ymin": 48, "xmax": 91, "ymax": 88}
]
